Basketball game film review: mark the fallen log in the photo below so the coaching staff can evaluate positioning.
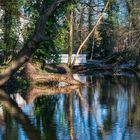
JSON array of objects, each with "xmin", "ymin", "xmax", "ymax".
[
  {"xmin": 44, "ymin": 63, "xmax": 72, "ymax": 74},
  {"xmin": 23, "ymin": 62, "xmax": 84, "ymax": 85}
]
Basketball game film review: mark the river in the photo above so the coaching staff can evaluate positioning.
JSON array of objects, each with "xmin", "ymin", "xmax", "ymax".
[{"xmin": 0, "ymin": 75, "xmax": 140, "ymax": 140}]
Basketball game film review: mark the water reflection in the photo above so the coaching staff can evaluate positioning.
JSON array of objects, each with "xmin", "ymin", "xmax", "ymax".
[
  {"xmin": 0, "ymin": 76, "xmax": 140, "ymax": 140},
  {"xmin": 0, "ymin": 89, "xmax": 41, "ymax": 140}
]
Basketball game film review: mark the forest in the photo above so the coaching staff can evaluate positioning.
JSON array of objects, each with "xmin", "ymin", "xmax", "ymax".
[
  {"xmin": 0, "ymin": 0, "xmax": 140, "ymax": 85},
  {"xmin": 0, "ymin": 1, "xmax": 140, "ymax": 140}
]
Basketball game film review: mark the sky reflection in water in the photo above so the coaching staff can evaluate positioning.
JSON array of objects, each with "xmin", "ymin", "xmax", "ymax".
[{"xmin": 0, "ymin": 76, "xmax": 140, "ymax": 140}]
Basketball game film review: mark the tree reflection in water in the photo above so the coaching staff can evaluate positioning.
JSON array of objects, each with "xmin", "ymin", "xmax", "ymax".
[
  {"xmin": 0, "ymin": 76, "xmax": 140, "ymax": 140},
  {"xmin": 0, "ymin": 89, "xmax": 41, "ymax": 140}
]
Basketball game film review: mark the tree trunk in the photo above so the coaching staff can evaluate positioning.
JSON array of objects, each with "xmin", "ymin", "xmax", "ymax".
[
  {"xmin": 78, "ymin": 6, "xmax": 84, "ymax": 50},
  {"xmin": 68, "ymin": 11, "xmax": 74, "ymax": 66},
  {"xmin": 88, "ymin": 0, "xmax": 94, "ymax": 60},
  {"xmin": 0, "ymin": 0, "xmax": 57, "ymax": 86}
]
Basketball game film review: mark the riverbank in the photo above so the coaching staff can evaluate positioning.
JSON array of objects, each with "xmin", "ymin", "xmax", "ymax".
[{"xmin": 73, "ymin": 59, "xmax": 140, "ymax": 78}]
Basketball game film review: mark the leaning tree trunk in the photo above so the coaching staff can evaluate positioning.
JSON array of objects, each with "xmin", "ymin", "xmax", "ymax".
[
  {"xmin": 71, "ymin": 0, "xmax": 110, "ymax": 66},
  {"xmin": 0, "ymin": 0, "xmax": 57, "ymax": 86}
]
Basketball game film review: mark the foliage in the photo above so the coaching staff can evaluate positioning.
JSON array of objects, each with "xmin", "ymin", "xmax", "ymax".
[
  {"xmin": 0, "ymin": 0, "xmax": 139, "ymax": 67},
  {"xmin": 0, "ymin": 0, "xmax": 24, "ymax": 62},
  {"xmin": 32, "ymin": 0, "xmax": 78, "ymax": 64}
]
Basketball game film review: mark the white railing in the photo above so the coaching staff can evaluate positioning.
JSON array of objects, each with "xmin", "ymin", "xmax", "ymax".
[
  {"xmin": 60, "ymin": 54, "xmax": 87, "ymax": 65},
  {"xmin": 45, "ymin": 54, "xmax": 87, "ymax": 65}
]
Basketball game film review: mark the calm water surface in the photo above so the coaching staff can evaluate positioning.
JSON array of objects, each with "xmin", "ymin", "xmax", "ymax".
[{"xmin": 0, "ymin": 76, "xmax": 140, "ymax": 140}]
